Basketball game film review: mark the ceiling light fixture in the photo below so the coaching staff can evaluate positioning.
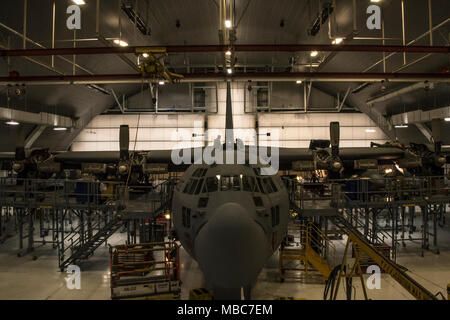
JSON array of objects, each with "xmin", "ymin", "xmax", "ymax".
[
  {"xmin": 142, "ymin": 53, "xmax": 149, "ymax": 58},
  {"xmin": 72, "ymin": 0, "xmax": 86, "ymax": 5},
  {"xmin": 227, "ymin": 68, "xmax": 233, "ymax": 74},
  {"xmin": 370, "ymin": 0, "xmax": 381, "ymax": 3},
  {"xmin": 395, "ymin": 125, "xmax": 408, "ymax": 128},
  {"xmin": 114, "ymin": 39, "xmax": 129, "ymax": 47},
  {"xmin": 365, "ymin": 129, "xmax": 376, "ymax": 133},
  {"xmin": 159, "ymin": 81, "xmax": 165, "ymax": 85},
  {"xmin": 225, "ymin": 50, "xmax": 232, "ymax": 56},
  {"xmin": 225, "ymin": 20, "xmax": 232, "ymax": 28},
  {"xmin": 445, "ymin": 117, "xmax": 450, "ymax": 122},
  {"xmin": 6, "ymin": 120, "xmax": 19, "ymax": 126},
  {"xmin": 53, "ymin": 127, "xmax": 68, "ymax": 131},
  {"xmin": 296, "ymin": 80, "xmax": 302, "ymax": 84},
  {"xmin": 310, "ymin": 51, "xmax": 319, "ymax": 57}
]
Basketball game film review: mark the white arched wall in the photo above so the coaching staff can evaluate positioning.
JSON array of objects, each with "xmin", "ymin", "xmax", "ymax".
[{"xmin": 71, "ymin": 82, "xmax": 388, "ymax": 151}]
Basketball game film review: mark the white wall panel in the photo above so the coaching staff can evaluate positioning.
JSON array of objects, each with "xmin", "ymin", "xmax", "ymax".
[{"xmin": 72, "ymin": 86, "xmax": 388, "ymax": 152}]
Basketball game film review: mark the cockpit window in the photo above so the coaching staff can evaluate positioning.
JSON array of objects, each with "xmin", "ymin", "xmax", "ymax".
[
  {"xmin": 193, "ymin": 168, "xmax": 208, "ymax": 177},
  {"xmin": 187, "ymin": 179, "xmax": 198, "ymax": 194},
  {"xmin": 243, "ymin": 176, "xmax": 256, "ymax": 192},
  {"xmin": 221, "ymin": 176, "xmax": 240, "ymax": 191},
  {"xmin": 194, "ymin": 178, "xmax": 204, "ymax": 195},
  {"xmin": 204, "ymin": 176, "xmax": 219, "ymax": 193},
  {"xmin": 263, "ymin": 178, "xmax": 278, "ymax": 193},
  {"xmin": 256, "ymin": 177, "xmax": 266, "ymax": 194},
  {"xmin": 183, "ymin": 179, "xmax": 194, "ymax": 194}
]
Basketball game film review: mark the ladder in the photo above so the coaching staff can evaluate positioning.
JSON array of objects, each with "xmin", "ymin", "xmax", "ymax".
[
  {"xmin": 59, "ymin": 216, "xmax": 123, "ymax": 271},
  {"xmin": 330, "ymin": 215, "xmax": 438, "ymax": 300}
]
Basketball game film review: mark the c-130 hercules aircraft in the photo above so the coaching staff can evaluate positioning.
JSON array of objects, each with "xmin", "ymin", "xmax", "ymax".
[{"xmin": 1, "ymin": 82, "xmax": 449, "ymax": 300}]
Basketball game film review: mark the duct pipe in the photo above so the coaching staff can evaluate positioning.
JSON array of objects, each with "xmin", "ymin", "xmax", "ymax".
[{"xmin": 366, "ymin": 82, "xmax": 434, "ymax": 105}]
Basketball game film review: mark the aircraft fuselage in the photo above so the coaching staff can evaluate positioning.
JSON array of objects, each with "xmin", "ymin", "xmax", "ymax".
[{"xmin": 172, "ymin": 164, "xmax": 289, "ymax": 299}]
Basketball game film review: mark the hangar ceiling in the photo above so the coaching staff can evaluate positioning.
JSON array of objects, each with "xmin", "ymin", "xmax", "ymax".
[{"xmin": 0, "ymin": 0, "xmax": 449, "ymax": 151}]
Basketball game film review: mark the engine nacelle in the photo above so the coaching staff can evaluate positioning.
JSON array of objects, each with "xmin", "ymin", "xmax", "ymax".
[
  {"xmin": 82, "ymin": 163, "xmax": 107, "ymax": 174},
  {"xmin": 354, "ymin": 159, "xmax": 378, "ymax": 170},
  {"xmin": 37, "ymin": 161, "xmax": 61, "ymax": 173},
  {"xmin": 398, "ymin": 157, "xmax": 422, "ymax": 169}
]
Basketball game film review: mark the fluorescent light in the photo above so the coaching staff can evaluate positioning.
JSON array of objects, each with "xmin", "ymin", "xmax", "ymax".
[
  {"xmin": 225, "ymin": 20, "xmax": 232, "ymax": 28},
  {"xmin": 53, "ymin": 127, "xmax": 68, "ymax": 131},
  {"xmin": 72, "ymin": 0, "xmax": 86, "ymax": 5},
  {"xmin": 6, "ymin": 121, "xmax": 19, "ymax": 126},
  {"xmin": 332, "ymin": 38, "xmax": 344, "ymax": 45},
  {"xmin": 227, "ymin": 68, "xmax": 233, "ymax": 74},
  {"xmin": 365, "ymin": 129, "xmax": 376, "ymax": 133},
  {"xmin": 114, "ymin": 39, "xmax": 129, "ymax": 47},
  {"xmin": 445, "ymin": 117, "xmax": 450, "ymax": 122},
  {"xmin": 395, "ymin": 125, "xmax": 408, "ymax": 128},
  {"xmin": 310, "ymin": 51, "xmax": 319, "ymax": 57},
  {"xmin": 225, "ymin": 50, "xmax": 232, "ymax": 56},
  {"xmin": 296, "ymin": 80, "xmax": 302, "ymax": 84}
]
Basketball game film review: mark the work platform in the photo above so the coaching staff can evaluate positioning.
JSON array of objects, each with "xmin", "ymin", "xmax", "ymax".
[
  {"xmin": 0, "ymin": 178, "xmax": 176, "ymax": 270},
  {"xmin": 285, "ymin": 176, "xmax": 449, "ymax": 261}
]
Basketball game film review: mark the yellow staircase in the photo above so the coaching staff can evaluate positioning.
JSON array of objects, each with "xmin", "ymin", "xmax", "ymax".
[
  {"xmin": 279, "ymin": 221, "xmax": 336, "ymax": 281},
  {"xmin": 305, "ymin": 246, "xmax": 332, "ymax": 279}
]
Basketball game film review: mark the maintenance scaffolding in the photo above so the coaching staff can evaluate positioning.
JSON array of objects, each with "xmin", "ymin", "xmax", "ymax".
[{"xmin": 0, "ymin": 177, "xmax": 176, "ymax": 271}]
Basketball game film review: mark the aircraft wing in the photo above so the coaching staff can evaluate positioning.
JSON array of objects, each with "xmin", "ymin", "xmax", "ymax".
[
  {"xmin": 441, "ymin": 146, "xmax": 450, "ymax": 154},
  {"xmin": 0, "ymin": 152, "xmax": 15, "ymax": 161},
  {"xmin": 54, "ymin": 151, "xmax": 120, "ymax": 164},
  {"xmin": 339, "ymin": 147, "xmax": 405, "ymax": 160}
]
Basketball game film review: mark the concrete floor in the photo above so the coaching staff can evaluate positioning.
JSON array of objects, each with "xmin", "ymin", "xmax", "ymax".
[{"xmin": 0, "ymin": 220, "xmax": 449, "ymax": 300}]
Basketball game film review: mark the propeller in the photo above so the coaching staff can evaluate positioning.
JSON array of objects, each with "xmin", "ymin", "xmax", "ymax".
[
  {"xmin": 119, "ymin": 125, "xmax": 130, "ymax": 161},
  {"xmin": 13, "ymin": 127, "xmax": 26, "ymax": 173},
  {"xmin": 15, "ymin": 127, "xmax": 26, "ymax": 161},
  {"xmin": 330, "ymin": 122, "xmax": 340, "ymax": 157},
  {"xmin": 431, "ymin": 118, "xmax": 446, "ymax": 167},
  {"xmin": 329, "ymin": 122, "xmax": 342, "ymax": 173},
  {"xmin": 431, "ymin": 118, "xmax": 442, "ymax": 154},
  {"xmin": 118, "ymin": 125, "xmax": 130, "ymax": 175}
]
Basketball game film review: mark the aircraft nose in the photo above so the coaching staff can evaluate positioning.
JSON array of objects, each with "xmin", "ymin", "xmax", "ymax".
[{"xmin": 194, "ymin": 203, "xmax": 267, "ymax": 289}]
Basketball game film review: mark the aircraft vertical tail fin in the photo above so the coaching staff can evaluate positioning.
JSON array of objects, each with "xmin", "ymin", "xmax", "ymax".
[{"xmin": 225, "ymin": 81, "xmax": 234, "ymax": 148}]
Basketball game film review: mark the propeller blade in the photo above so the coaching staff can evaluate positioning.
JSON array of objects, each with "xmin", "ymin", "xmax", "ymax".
[
  {"xmin": 15, "ymin": 127, "xmax": 25, "ymax": 161},
  {"xmin": 120, "ymin": 125, "xmax": 130, "ymax": 160},
  {"xmin": 431, "ymin": 118, "xmax": 442, "ymax": 154},
  {"xmin": 225, "ymin": 81, "xmax": 234, "ymax": 148},
  {"xmin": 330, "ymin": 122, "xmax": 340, "ymax": 156}
]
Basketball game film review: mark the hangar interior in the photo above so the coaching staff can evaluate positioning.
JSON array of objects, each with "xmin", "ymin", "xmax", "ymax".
[{"xmin": 0, "ymin": 0, "xmax": 449, "ymax": 300}]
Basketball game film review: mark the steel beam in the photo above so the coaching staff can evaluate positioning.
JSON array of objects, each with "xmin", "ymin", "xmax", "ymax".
[
  {"xmin": 0, "ymin": 44, "xmax": 448, "ymax": 57},
  {"xmin": 0, "ymin": 72, "xmax": 449, "ymax": 85},
  {"xmin": 25, "ymin": 125, "xmax": 46, "ymax": 149}
]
